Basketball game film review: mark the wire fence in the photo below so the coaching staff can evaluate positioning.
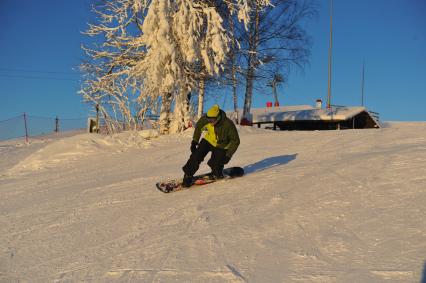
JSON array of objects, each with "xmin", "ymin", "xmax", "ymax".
[
  {"xmin": 0, "ymin": 113, "xmax": 161, "ymax": 141},
  {"xmin": 0, "ymin": 113, "xmax": 87, "ymax": 141}
]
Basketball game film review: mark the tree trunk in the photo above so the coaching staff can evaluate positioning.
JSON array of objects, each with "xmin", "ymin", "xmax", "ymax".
[
  {"xmin": 232, "ymin": 66, "xmax": 239, "ymax": 124},
  {"xmin": 159, "ymin": 92, "xmax": 172, "ymax": 134},
  {"xmin": 169, "ymin": 89, "xmax": 191, "ymax": 133},
  {"xmin": 229, "ymin": 14, "xmax": 239, "ymax": 124},
  {"xmin": 243, "ymin": 3, "xmax": 260, "ymax": 119},
  {"xmin": 243, "ymin": 63, "xmax": 255, "ymax": 118},
  {"xmin": 273, "ymin": 84, "xmax": 279, "ymax": 106},
  {"xmin": 197, "ymin": 78, "xmax": 205, "ymax": 119}
]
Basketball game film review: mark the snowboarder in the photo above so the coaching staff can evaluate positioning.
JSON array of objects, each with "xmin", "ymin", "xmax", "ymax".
[{"xmin": 182, "ymin": 104, "xmax": 240, "ymax": 187}]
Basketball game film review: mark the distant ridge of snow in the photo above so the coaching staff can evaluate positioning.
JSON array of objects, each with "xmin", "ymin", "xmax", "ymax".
[
  {"xmin": 381, "ymin": 121, "xmax": 426, "ymax": 128},
  {"xmin": 6, "ymin": 122, "xmax": 426, "ymax": 175}
]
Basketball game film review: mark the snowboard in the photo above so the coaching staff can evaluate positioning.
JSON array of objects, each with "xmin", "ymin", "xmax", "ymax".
[{"xmin": 156, "ymin": 166, "xmax": 244, "ymax": 193}]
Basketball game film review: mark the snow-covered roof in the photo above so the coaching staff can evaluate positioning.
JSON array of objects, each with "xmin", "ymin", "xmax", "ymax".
[
  {"xmin": 228, "ymin": 106, "xmax": 378, "ymax": 124},
  {"xmin": 253, "ymin": 106, "xmax": 368, "ymax": 123}
]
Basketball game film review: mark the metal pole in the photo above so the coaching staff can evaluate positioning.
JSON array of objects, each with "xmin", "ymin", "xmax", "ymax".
[
  {"xmin": 23, "ymin": 112, "xmax": 29, "ymax": 142},
  {"xmin": 55, "ymin": 116, "xmax": 59, "ymax": 133},
  {"xmin": 327, "ymin": 0, "xmax": 334, "ymax": 109},
  {"xmin": 361, "ymin": 60, "xmax": 365, "ymax": 106}
]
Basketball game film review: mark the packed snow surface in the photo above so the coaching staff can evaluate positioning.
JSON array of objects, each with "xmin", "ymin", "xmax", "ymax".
[{"xmin": 1, "ymin": 123, "xmax": 425, "ymax": 282}]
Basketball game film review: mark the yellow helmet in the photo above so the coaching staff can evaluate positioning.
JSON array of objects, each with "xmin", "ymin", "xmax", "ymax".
[{"xmin": 207, "ymin": 104, "xmax": 220, "ymax": 118}]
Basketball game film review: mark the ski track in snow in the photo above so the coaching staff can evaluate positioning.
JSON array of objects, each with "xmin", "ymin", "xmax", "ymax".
[{"xmin": 0, "ymin": 123, "xmax": 426, "ymax": 282}]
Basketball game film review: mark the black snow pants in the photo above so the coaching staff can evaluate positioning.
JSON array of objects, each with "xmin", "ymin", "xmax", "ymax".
[{"xmin": 182, "ymin": 139, "xmax": 227, "ymax": 177}]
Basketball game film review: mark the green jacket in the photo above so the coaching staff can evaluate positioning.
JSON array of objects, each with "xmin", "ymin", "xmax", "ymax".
[{"xmin": 193, "ymin": 110, "xmax": 240, "ymax": 157}]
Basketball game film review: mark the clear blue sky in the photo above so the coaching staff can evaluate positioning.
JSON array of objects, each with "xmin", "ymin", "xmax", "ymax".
[{"xmin": 1, "ymin": 0, "xmax": 425, "ymax": 122}]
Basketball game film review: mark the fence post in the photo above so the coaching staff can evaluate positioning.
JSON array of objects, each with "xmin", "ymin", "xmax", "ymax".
[
  {"xmin": 23, "ymin": 112, "xmax": 29, "ymax": 142},
  {"xmin": 96, "ymin": 104, "xmax": 100, "ymax": 133},
  {"xmin": 55, "ymin": 116, "xmax": 59, "ymax": 133}
]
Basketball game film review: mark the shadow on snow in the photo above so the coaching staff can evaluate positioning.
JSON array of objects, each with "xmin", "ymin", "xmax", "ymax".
[
  {"xmin": 243, "ymin": 154, "xmax": 297, "ymax": 175},
  {"xmin": 422, "ymin": 261, "xmax": 426, "ymax": 283}
]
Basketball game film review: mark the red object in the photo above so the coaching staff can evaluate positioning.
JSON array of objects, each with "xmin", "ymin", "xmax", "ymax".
[
  {"xmin": 274, "ymin": 101, "xmax": 280, "ymax": 107},
  {"xmin": 266, "ymin": 102, "xmax": 273, "ymax": 107}
]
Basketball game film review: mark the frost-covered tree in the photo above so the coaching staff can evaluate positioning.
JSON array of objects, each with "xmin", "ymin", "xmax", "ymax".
[
  {"xmin": 129, "ymin": 0, "xmax": 274, "ymax": 133},
  {"xmin": 80, "ymin": 0, "xmax": 148, "ymax": 132},
  {"xmin": 81, "ymin": 0, "xmax": 273, "ymax": 134},
  {"xmin": 239, "ymin": 0, "xmax": 315, "ymax": 118},
  {"xmin": 267, "ymin": 72, "xmax": 285, "ymax": 106},
  {"xmin": 133, "ymin": 0, "xmax": 235, "ymax": 133}
]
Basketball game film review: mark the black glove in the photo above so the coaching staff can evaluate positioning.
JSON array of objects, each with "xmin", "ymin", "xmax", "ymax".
[
  {"xmin": 190, "ymin": 140, "xmax": 198, "ymax": 153},
  {"xmin": 223, "ymin": 155, "xmax": 231, "ymax": 164}
]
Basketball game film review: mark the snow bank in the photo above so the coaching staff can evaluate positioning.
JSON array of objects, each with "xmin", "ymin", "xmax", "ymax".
[{"xmin": 5, "ymin": 130, "xmax": 159, "ymax": 175}]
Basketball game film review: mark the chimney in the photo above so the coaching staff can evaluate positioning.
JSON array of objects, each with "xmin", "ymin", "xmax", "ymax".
[{"xmin": 315, "ymin": 99, "xmax": 323, "ymax": 109}]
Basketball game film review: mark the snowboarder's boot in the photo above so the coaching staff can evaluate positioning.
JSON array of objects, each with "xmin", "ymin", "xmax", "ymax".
[
  {"xmin": 210, "ymin": 170, "xmax": 224, "ymax": 180},
  {"xmin": 182, "ymin": 174, "xmax": 193, "ymax": 187}
]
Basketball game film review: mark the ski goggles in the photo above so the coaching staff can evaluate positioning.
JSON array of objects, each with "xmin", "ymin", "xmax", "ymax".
[{"xmin": 207, "ymin": 116, "xmax": 219, "ymax": 123}]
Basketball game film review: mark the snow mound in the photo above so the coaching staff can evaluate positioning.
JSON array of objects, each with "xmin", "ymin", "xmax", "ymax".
[{"xmin": 6, "ymin": 130, "xmax": 158, "ymax": 175}]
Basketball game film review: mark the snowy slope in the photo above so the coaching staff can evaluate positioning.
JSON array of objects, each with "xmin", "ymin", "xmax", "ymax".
[{"xmin": 1, "ymin": 123, "xmax": 425, "ymax": 282}]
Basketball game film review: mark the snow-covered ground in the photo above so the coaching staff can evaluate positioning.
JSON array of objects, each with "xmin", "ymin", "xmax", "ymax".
[{"xmin": 1, "ymin": 123, "xmax": 425, "ymax": 282}]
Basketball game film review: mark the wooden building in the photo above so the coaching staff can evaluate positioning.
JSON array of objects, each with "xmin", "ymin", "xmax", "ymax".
[{"xmin": 229, "ymin": 105, "xmax": 381, "ymax": 130}]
